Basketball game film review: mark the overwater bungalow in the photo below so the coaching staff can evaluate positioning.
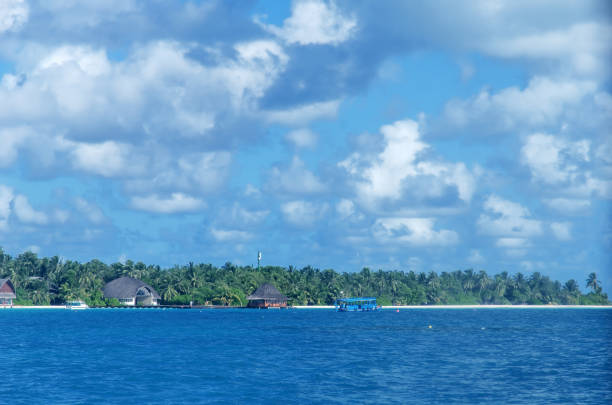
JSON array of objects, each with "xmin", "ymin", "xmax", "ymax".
[
  {"xmin": 247, "ymin": 283, "xmax": 288, "ymax": 308},
  {"xmin": 103, "ymin": 276, "xmax": 161, "ymax": 306},
  {"xmin": 0, "ymin": 278, "xmax": 16, "ymax": 306}
]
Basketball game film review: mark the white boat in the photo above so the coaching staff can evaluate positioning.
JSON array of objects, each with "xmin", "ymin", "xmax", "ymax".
[{"xmin": 65, "ymin": 300, "xmax": 89, "ymax": 310}]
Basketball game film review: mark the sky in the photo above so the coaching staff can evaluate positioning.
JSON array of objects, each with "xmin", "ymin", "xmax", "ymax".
[{"xmin": 0, "ymin": 0, "xmax": 610, "ymax": 291}]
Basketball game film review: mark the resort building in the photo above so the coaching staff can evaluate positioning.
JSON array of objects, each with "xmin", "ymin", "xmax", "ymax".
[
  {"xmin": 247, "ymin": 283, "xmax": 288, "ymax": 308},
  {"xmin": 103, "ymin": 276, "xmax": 161, "ymax": 306},
  {"xmin": 0, "ymin": 278, "xmax": 16, "ymax": 306}
]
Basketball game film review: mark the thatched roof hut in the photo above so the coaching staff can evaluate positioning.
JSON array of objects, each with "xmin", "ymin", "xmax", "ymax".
[
  {"xmin": 247, "ymin": 283, "xmax": 288, "ymax": 308},
  {"xmin": 0, "ymin": 278, "xmax": 16, "ymax": 305},
  {"xmin": 103, "ymin": 276, "xmax": 161, "ymax": 306}
]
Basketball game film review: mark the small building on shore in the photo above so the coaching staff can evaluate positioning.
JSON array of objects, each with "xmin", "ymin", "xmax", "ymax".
[
  {"xmin": 0, "ymin": 278, "xmax": 16, "ymax": 306},
  {"xmin": 103, "ymin": 276, "xmax": 161, "ymax": 306},
  {"xmin": 247, "ymin": 283, "xmax": 288, "ymax": 308}
]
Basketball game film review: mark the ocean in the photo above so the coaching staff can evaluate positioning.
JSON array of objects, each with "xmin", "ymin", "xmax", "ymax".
[{"xmin": 1, "ymin": 308, "xmax": 611, "ymax": 404}]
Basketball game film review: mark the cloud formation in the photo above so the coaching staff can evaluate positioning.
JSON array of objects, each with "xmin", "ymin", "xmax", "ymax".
[
  {"xmin": 372, "ymin": 217, "xmax": 458, "ymax": 246},
  {"xmin": 258, "ymin": 0, "xmax": 357, "ymax": 46},
  {"xmin": 131, "ymin": 193, "xmax": 204, "ymax": 214},
  {"xmin": 477, "ymin": 195, "xmax": 543, "ymax": 254},
  {"xmin": 340, "ymin": 119, "xmax": 477, "ymax": 211},
  {"xmin": 0, "ymin": 0, "xmax": 609, "ymax": 290},
  {"xmin": 0, "ymin": 0, "xmax": 28, "ymax": 33}
]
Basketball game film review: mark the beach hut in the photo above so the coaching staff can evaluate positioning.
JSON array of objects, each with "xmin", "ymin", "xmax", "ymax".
[
  {"xmin": 247, "ymin": 283, "xmax": 288, "ymax": 308},
  {"xmin": 103, "ymin": 276, "xmax": 161, "ymax": 306},
  {"xmin": 0, "ymin": 278, "xmax": 16, "ymax": 306}
]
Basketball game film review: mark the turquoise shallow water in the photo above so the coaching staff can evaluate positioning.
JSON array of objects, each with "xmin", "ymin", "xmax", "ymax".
[{"xmin": 1, "ymin": 308, "xmax": 611, "ymax": 404}]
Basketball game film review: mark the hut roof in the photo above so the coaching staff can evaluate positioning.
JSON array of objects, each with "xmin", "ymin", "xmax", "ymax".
[
  {"xmin": 103, "ymin": 276, "xmax": 161, "ymax": 300},
  {"xmin": 247, "ymin": 283, "xmax": 288, "ymax": 301},
  {"xmin": 0, "ymin": 278, "xmax": 16, "ymax": 299}
]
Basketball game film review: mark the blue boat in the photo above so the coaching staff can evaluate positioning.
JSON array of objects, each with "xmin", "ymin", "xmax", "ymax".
[{"xmin": 334, "ymin": 297, "xmax": 380, "ymax": 312}]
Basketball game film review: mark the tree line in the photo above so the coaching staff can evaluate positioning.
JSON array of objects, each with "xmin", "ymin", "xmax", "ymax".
[{"xmin": 0, "ymin": 248, "xmax": 609, "ymax": 306}]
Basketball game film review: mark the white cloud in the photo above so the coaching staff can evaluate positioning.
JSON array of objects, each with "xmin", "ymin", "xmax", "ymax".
[
  {"xmin": 0, "ymin": 185, "xmax": 14, "ymax": 231},
  {"xmin": 340, "ymin": 119, "xmax": 477, "ymax": 210},
  {"xmin": 550, "ymin": 222, "xmax": 571, "ymax": 241},
  {"xmin": 1, "ymin": 39, "xmax": 289, "ymax": 136},
  {"xmin": 36, "ymin": 1, "xmax": 139, "ymax": 30},
  {"xmin": 521, "ymin": 133, "xmax": 590, "ymax": 185},
  {"xmin": 416, "ymin": 161, "xmax": 476, "ymax": 203},
  {"xmin": 543, "ymin": 198, "xmax": 590, "ymax": 215},
  {"xmin": 285, "ymin": 128, "xmax": 317, "ymax": 149},
  {"xmin": 221, "ymin": 40, "xmax": 289, "ymax": 109},
  {"xmin": 258, "ymin": 0, "xmax": 357, "ymax": 46},
  {"xmin": 37, "ymin": 45, "xmax": 111, "ymax": 76},
  {"xmin": 269, "ymin": 156, "xmax": 325, "ymax": 194},
  {"xmin": 53, "ymin": 209, "xmax": 70, "ymax": 223},
  {"xmin": 75, "ymin": 197, "xmax": 106, "ymax": 224},
  {"xmin": 481, "ymin": 22, "xmax": 612, "ymax": 78},
  {"xmin": 372, "ymin": 217, "xmax": 458, "ymax": 246},
  {"xmin": 0, "ymin": 127, "xmax": 31, "ymax": 167},
  {"xmin": 477, "ymin": 195, "xmax": 542, "ymax": 243},
  {"xmin": 0, "ymin": 0, "xmax": 28, "ymax": 33},
  {"xmin": 131, "ymin": 193, "xmax": 204, "ymax": 214},
  {"xmin": 443, "ymin": 77, "xmax": 597, "ymax": 132},
  {"xmin": 281, "ymin": 200, "xmax": 327, "ymax": 226},
  {"xmin": 265, "ymin": 99, "xmax": 340, "ymax": 126},
  {"xmin": 244, "ymin": 184, "xmax": 261, "ymax": 197},
  {"xmin": 13, "ymin": 194, "xmax": 47, "ymax": 225},
  {"xmin": 521, "ymin": 133, "xmax": 610, "ymax": 198},
  {"xmin": 210, "ymin": 228, "xmax": 253, "ymax": 242},
  {"xmin": 353, "ymin": 120, "xmax": 427, "ymax": 202},
  {"xmin": 177, "ymin": 152, "xmax": 232, "ymax": 191},
  {"xmin": 228, "ymin": 204, "xmax": 269, "ymax": 226},
  {"xmin": 336, "ymin": 198, "xmax": 355, "ymax": 218},
  {"xmin": 70, "ymin": 140, "xmax": 132, "ymax": 178},
  {"xmin": 123, "ymin": 150, "xmax": 231, "ymax": 195},
  {"xmin": 467, "ymin": 249, "xmax": 484, "ymax": 264},
  {"xmin": 496, "ymin": 237, "xmax": 528, "ymax": 248}
]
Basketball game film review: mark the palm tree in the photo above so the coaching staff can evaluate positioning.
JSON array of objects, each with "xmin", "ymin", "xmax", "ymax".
[
  {"xmin": 163, "ymin": 284, "xmax": 178, "ymax": 302},
  {"xmin": 494, "ymin": 275, "xmax": 507, "ymax": 298},
  {"xmin": 463, "ymin": 277, "xmax": 475, "ymax": 293},
  {"xmin": 564, "ymin": 279, "xmax": 580, "ymax": 294},
  {"xmin": 562, "ymin": 279, "xmax": 580, "ymax": 304},
  {"xmin": 32, "ymin": 289, "xmax": 50, "ymax": 305},
  {"xmin": 478, "ymin": 271, "xmax": 489, "ymax": 293},
  {"xmin": 186, "ymin": 263, "xmax": 202, "ymax": 290},
  {"xmin": 586, "ymin": 273, "xmax": 602, "ymax": 294}
]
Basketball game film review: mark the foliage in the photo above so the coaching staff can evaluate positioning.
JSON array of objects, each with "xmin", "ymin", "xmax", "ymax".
[{"xmin": 0, "ymin": 247, "xmax": 609, "ymax": 306}]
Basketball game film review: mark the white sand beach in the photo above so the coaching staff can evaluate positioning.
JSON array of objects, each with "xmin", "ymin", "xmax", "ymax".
[
  {"xmin": 1, "ymin": 305, "xmax": 66, "ymax": 309},
  {"xmin": 293, "ymin": 305, "xmax": 611, "ymax": 309}
]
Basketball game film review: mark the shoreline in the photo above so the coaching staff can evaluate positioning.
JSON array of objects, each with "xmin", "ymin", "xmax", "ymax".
[
  {"xmin": 1, "ymin": 305, "xmax": 67, "ymax": 309},
  {"xmin": 388, "ymin": 304, "xmax": 612, "ymax": 309},
  {"xmin": 295, "ymin": 305, "xmax": 612, "ymax": 309},
  {"xmin": 2, "ymin": 304, "xmax": 611, "ymax": 310}
]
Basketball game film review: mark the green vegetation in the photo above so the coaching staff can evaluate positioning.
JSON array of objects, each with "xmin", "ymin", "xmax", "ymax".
[{"xmin": 0, "ymin": 248, "xmax": 609, "ymax": 306}]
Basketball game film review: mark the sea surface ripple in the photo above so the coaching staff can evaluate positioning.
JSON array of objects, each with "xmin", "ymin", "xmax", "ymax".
[{"xmin": 1, "ymin": 308, "xmax": 611, "ymax": 404}]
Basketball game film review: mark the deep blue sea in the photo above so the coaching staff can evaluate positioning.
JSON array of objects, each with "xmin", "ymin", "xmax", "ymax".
[{"xmin": 1, "ymin": 308, "xmax": 611, "ymax": 404}]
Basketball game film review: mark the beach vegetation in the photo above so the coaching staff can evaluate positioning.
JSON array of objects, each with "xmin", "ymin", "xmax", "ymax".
[{"xmin": 0, "ymin": 247, "xmax": 609, "ymax": 306}]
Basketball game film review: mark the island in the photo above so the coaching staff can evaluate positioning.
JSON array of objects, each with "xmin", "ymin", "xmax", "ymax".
[{"xmin": 0, "ymin": 248, "xmax": 608, "ymax": 307}]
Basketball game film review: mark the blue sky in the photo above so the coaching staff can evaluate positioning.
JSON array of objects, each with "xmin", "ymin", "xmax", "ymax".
[{"xmin": 0, "ymin": 0, "xmax": 610, "ymax": 292}]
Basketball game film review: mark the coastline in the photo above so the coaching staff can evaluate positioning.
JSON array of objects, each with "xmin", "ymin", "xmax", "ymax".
[
  {"xmin": 294, "ymin": 304, "xmax": 612, "ymax": 309},
  {"xmin": 2, "ymin": 304, "xmax": 610, "ymax": 310},
  {"xmin": 1, "ymin": 305, "xmax": 66, "ymax": 309}
]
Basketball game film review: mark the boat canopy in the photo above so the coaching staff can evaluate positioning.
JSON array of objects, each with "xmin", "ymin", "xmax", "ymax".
[{"xmin": 334, "ymin": 297, "xmax": 378, "ymax": 311}]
